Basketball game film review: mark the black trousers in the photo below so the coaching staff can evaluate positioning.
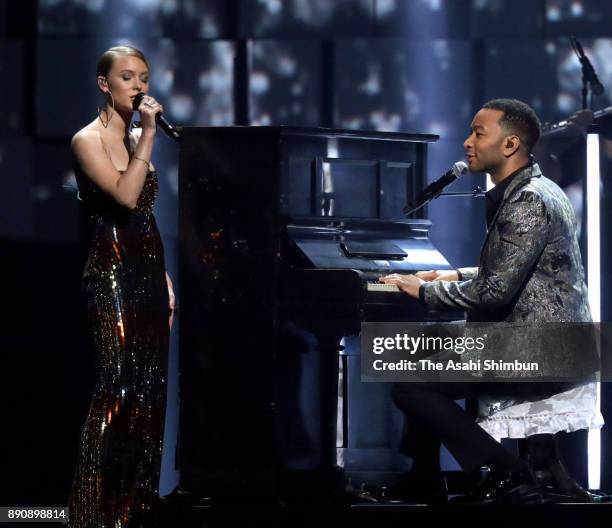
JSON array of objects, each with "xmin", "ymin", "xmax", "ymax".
[{"xmin": 391, "ymin": 381, "xmax": 571, "ymax": 475}]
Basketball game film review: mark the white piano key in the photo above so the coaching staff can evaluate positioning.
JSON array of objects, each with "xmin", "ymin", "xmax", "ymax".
[{"xmin": 366, "ymin": 282, "xmax": 401, "ymax": 293}]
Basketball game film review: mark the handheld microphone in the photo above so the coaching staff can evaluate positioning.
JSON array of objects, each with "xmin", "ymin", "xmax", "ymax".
[
  {"xmin": 403, "ymin": 161, "xmax": 468, "ymax": 215},
  {"xmin": 132, "ymin": 93, "xmax": 180, "ymax": 141}
]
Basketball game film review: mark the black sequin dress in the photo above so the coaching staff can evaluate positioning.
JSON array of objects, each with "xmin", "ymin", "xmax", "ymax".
[{"xmin": 69, "ymin": 165, "xmax": 169, "ymax": 527}]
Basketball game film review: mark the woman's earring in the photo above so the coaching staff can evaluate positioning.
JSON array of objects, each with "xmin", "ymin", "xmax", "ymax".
[
  {"xmin": 108, "ymin": 90, "xmax": 115, "ymax": 117},
  {"xmin": 97, "ymin": 83, "xmax": 115, "ymax": 128},
  {"xmin": 97, "ymin": 104, "xmax": 108, "ymax": 128}
]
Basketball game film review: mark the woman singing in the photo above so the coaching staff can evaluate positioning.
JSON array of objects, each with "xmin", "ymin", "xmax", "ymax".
[{"xmin": 68, "ymin": 46, "xmax": 175, "ymax": 527}]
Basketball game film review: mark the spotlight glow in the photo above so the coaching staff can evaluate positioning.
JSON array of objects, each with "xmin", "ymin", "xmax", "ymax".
[{"xmin": 586, "ymin": 132, "xmax": 601, "ymax": 490}]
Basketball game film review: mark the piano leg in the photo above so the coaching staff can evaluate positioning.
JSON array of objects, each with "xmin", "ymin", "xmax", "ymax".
[{"xmin": 314, "ymin": 330, "xmax": 347, "ymax": 495}]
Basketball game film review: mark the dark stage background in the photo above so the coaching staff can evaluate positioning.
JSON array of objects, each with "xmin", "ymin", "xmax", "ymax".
[{"xmin": 0, "ymin": 0, "xmax": 611, "ymax": 507}]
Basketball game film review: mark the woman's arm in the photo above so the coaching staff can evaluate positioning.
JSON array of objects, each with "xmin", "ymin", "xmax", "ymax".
[
  {"xmin": 71, "ymin": 129, "xmax": 154, "ymax": 209},
  {"xmin": 71, "ymin": 95, "xmax": 162, "ymax": 209},
  {"xmin": 166, "ymin": 272, "xmax": 176, "ymax": 330}
]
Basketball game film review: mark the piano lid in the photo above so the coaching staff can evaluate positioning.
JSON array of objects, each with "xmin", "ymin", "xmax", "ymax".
[{"xmin": 286, "ymin": 218, "xmax": 452, "ymax": 272}]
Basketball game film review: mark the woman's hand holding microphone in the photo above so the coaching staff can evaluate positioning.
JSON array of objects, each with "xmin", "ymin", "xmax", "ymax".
[{"xmin": 134, "ymin": 93, "xmax": 164, "ymax": 135}]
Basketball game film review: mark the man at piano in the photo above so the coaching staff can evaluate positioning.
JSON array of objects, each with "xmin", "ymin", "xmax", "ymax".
[{"xmin": 380, "ymin": 99, "xmax": 599, "ymax": 504}]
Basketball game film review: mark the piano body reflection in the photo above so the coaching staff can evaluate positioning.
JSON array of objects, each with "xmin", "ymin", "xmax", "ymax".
[{"xmin": 177, "ymin": 126, "xmax": 461, "ymax": 497}]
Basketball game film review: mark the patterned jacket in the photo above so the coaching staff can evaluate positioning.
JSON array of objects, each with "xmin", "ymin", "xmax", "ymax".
[{"xmin": 421, "ymin": 162, "xmax": 596, "ymax": 380}]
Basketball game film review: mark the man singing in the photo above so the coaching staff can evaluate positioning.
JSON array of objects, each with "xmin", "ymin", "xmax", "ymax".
[{"xmin": 380, "ymin": 99, "xmax": 593, "ymax": 504}]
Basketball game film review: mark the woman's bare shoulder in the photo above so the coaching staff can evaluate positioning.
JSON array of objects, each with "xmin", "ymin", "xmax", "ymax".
[{"xmin": 71, "ymin": 120, "xmax": 102, "ymax": 150}]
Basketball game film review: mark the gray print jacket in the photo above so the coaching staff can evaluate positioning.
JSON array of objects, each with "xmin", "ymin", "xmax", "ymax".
[{"xmin": 421, "ymin": 162, "xmax": 597, "ymax": 381}]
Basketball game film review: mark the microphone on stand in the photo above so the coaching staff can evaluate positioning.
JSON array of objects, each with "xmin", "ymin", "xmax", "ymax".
[
  {"xmin": 570, "ymin": 37, "xmax": 605, "ymax": 97},
  {"xmin": 403, "ymin": 161, "xmax": 469, "ymax": 215},
  {"xmin": 132, "ymin": 92, "xmax": 180, "ymax": 141}
]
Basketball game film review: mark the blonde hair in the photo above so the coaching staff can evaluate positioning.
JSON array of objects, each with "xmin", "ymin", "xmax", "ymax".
[{"xmin": 96, "ymin": 46, "xmax": 149, "ymax": 78}]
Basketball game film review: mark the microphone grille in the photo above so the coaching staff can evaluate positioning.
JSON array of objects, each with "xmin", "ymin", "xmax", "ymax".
[{"xmin": 452, "ymin": 161, "xmax": 468, "ymax": 177}]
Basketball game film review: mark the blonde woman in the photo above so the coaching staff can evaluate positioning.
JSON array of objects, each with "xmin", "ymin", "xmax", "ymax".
[{"xmin": 68, "ymin": 46, "xmax": 175, "ymax": 527}]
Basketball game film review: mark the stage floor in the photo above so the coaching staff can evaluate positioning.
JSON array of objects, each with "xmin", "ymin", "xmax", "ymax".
[{"xmin": 156, "ymin": 496, "xmax": 612, "ymax": 527}]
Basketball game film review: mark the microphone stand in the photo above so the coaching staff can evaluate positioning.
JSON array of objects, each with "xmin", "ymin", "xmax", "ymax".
[
  {"xmin": 570, "ymin": 37, "xmax": 602, "ymax": 110},
  {"xmin": 404, "ymin": 186, "xmax": 486, "ymax": 216},
  {"xmin": 439, "ymin": 187, "xmax": 486, "ymax": 198},
  {"xmin": 580, "ymin": 59, "xmax": 591, "ymax": 111}
]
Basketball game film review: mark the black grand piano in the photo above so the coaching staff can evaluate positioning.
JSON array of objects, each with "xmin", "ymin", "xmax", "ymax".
[{"xmin": 177, "ymin": 126, "xmax": 462, "ymax": 499}]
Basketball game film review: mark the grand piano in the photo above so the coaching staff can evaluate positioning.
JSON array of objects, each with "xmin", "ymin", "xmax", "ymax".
[{"xmin": 177, "ymin": 126, "xmax": 462, "ymax": 498}]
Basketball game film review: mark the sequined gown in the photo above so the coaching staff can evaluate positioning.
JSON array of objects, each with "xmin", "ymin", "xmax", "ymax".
[{"xmin": 69, "ymin": 167, "xmax": 169, "ymax": 528}]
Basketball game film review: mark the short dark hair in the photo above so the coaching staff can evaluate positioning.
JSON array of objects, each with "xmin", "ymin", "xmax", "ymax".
[{"xmin": 482, "ymin": 98, "xmax": 541, "ymax": 153}]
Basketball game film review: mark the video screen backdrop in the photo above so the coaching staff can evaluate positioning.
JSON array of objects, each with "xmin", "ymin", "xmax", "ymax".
[
  {"xmin": 545, "ymin": 0, "xmax": 612, "ymax": 35},
  {"xmin": 238, "ymin": 0, "xmax": 374, "ymax": 37},
  {"xmin": 0, "ymin": 40, "xmax": 24, "ymax": 136},
  {"xmin": 250, "ymin": 40, "xmax": 321, "ymax": 126},
  {"xmin": 37, "ymin": 0, "xmax": 230, "ymax": 39},
  {"xmin": 1, "ymin": 0, "xmax": 611, "ymax": 259},
  {"xmin": 32, "ymin": 0, "xmax": 612, "ymax": 135},
  {"xmin": 36, "ymin": 38, "xmax": 234, "ymax": 137},
  {"xmin": 335, "ymin": 39, "xmax": 473, "ymax": 139}
]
